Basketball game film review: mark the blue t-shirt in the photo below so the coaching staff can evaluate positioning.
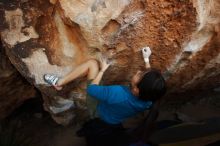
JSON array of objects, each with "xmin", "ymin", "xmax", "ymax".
[{"xmin": 87, "ymin": 84, "xmax": 152, "ymax": 124}]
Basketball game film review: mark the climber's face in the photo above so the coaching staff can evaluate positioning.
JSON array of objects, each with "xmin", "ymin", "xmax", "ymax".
[{"xmin": 131, "ymin": 70, "xmax": 147, "ymax": 96}]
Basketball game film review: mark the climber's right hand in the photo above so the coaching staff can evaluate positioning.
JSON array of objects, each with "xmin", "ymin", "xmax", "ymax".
[{"xmin": 141, "ymin": 46, "xmax": 152, "ymax": 63}]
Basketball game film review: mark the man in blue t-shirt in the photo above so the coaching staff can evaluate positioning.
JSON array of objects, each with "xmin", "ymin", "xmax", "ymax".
[
  {"xmin": 44, "ymin": 47, "xmax": 166, "ymax": 145},
  {"xmin": 44, "ymin": 47, "xmax": 166, "ymax": 125}
]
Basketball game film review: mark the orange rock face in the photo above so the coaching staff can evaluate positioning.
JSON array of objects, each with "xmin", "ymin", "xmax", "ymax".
[{"xmin": 0, "ymin": 0, "xmax": 219, "ymax": 124}]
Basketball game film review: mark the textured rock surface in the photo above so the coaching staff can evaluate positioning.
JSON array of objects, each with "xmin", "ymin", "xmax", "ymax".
[
  {"xmin": 0, "ymin": 41, "xmax": 36, "ymax": 119},
  {"xmin": 0, "ymin": 0, "xmax": 220, "ymax": 124}
]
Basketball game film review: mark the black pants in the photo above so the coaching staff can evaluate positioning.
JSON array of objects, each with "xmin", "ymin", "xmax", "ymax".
[{"xmin": 77, "ymin": 118, "xmax": 132, "ymax": 146}]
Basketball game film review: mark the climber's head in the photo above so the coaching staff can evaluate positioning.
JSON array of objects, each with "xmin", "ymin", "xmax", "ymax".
[{"xmin": 131, "ymin": 69, "xmax": 166, "ymax": 102}]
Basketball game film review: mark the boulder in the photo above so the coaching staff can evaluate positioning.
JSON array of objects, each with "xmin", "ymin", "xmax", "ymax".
[
  {"xmin": 0, "ymin": 0, "xmax": 219, "ymax": 124},
  {"xmin": 0, "ymin": 40, "xmax": 36, "ymax": 119}
]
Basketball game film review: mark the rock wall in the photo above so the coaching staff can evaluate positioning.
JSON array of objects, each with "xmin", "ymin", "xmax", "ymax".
[
  {"xmin": 0, "ymin": 0, "xmax": 219, "ymax": 124},
  {"xmin": 0, "ymin": 40, "xmax": 36, "ymax": 119}
]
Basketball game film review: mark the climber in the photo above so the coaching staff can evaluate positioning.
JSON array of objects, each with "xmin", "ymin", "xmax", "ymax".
[
  {"xmin": 43, "ymin": 49, "xmax": 116, "ymax": 117},
  {"xmin": 44, "ymin": 46, "xmax": 166, "ymax": 145}
]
